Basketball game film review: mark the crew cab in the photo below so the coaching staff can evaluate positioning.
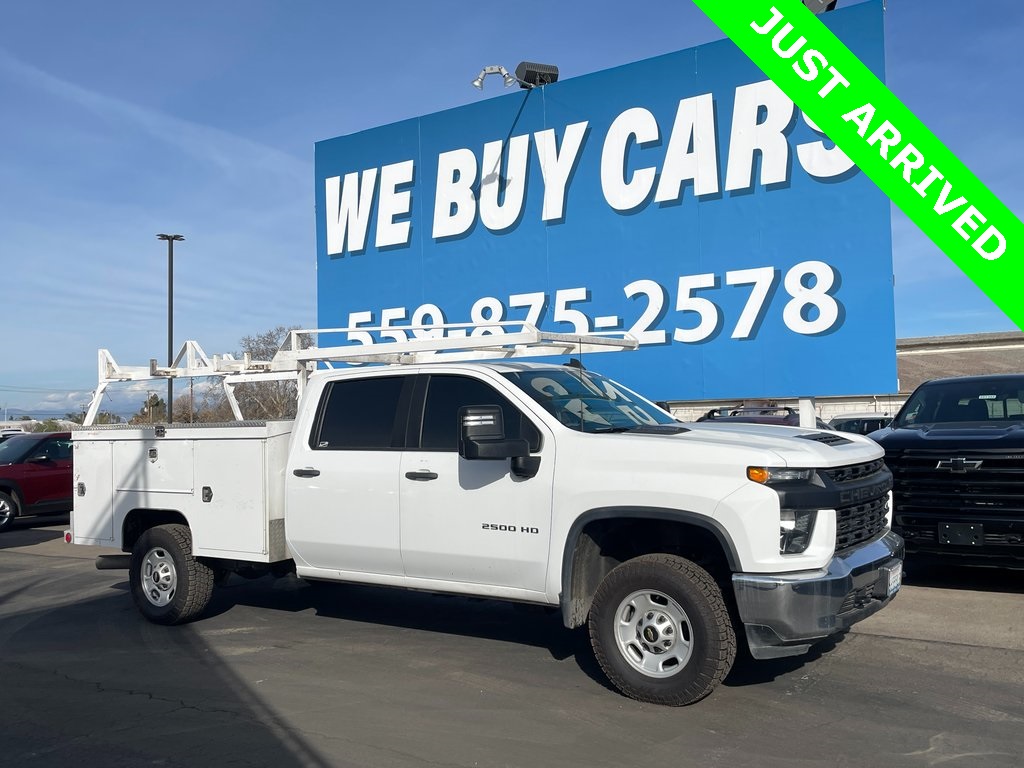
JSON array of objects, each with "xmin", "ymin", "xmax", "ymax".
[
  {"xmin": 70, "ymin": 327, "xmax": 903, "ymax": 705},
  {"xmin": 870, "ymin": 374, "xmax": 1024, "ymax": 566},
  {"xmin": 0, "ymin": 431, "xmax": 74, "ymax": 532}
]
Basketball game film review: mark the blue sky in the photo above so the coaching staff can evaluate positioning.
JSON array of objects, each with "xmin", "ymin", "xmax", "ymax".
[{"xmin": 1, "ymin": 0, "xmax": 1021, "ymax": 417}]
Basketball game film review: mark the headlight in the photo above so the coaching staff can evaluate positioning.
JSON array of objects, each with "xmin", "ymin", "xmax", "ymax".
[
  {"xmin": 747, "ymin": 467, "xmax": 813, "ymax": 484},
  {"xmin": 780, "ymin": 509, "xmax": 816, "ymax": 554}
]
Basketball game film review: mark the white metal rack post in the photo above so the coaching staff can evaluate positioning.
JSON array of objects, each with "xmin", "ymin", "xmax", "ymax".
[{"xmin": 84, "ymin": 323, "xmax": 638, "ymax": 426}]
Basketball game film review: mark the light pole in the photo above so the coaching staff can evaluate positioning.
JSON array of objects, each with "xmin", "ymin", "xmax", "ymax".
[{"xmin": 156, "ymin": 234, "xmax": 184, "ymax": 423}]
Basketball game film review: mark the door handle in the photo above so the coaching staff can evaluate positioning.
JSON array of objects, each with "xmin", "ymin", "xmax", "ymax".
[
  {"xmin": 292, "ymin": 468, "xmax": 320, "ymax": 478},
  {"xmin": 405, "ymin": 470, "xmax": 439, "ymax": 481}
]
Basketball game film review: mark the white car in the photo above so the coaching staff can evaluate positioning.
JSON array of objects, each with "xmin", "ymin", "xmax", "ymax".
[{"xmin": 829, "ymin": 413, "xmax": 892, "ymax": 435}]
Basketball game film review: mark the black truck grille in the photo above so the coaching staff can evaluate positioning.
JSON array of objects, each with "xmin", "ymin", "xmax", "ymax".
[
  {"xmin": 886, "ymin": 450, "xmax": 1024, "ymax": 517},
  {"xmin": 825, "ymin": 460, "xmax": 891, "ymax": 554},
  {"xmin": 836, "ymin": 495, "xmax": 889, "ymax": 553},
  {"xmin": 822, "ymin": 458, "xmax": 886, "ymax": 484},
  {"xmin": 884, "ymin": 449, "xmax": 1024, "ymax": 558}
]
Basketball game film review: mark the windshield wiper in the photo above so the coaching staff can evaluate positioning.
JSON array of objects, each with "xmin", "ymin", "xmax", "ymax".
[{"xmin": 589, "ymin": 424, "xmax": 689, "ymax": 434}]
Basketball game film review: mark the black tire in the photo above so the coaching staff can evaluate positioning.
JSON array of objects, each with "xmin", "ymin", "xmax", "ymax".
[
  {"xmin": 589, "ymin": 554, "xmax": 736, "ymax": 706},
  {"xmin": 0, "ymin": 491, "xmax": 19, "ymax": 533},
  {"xmin": 129, "ymin": 524, "xmax": 214, "ymax": 625}
]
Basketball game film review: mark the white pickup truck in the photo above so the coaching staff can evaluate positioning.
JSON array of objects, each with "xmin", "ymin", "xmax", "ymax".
[{"xmin": 70, "ymin": 326, "xmax": 903, "ymax": 705}]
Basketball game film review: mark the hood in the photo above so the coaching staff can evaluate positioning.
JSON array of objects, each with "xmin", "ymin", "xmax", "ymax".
[
  {"xmin": 633, "ymin": 421, "xmax": 884, "ymax": 469},
  {"xmin": 870, "ymin": 422, "xmax": 1024, "ymax": 452}
]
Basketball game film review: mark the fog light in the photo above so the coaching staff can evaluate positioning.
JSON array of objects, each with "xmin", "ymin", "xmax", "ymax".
[{"xmin": 780, "ymin": 509, "xmax": 816, "ymax": 554}]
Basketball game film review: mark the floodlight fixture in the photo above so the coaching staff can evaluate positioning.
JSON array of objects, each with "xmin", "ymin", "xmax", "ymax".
[
  {"xmin": 471, "ymin": 65, "xmax": 519, "ymax": 90},
  {"xmin": 802, "ymin": 0, "xmax": 837, "ymax": 12},
  {"xmin": 472, "ymin": 61, "xmax": 559, "ymax": 91},
  {"xmin": 514, "ymin": 61, "xmax": 559, "ymax": 89}
]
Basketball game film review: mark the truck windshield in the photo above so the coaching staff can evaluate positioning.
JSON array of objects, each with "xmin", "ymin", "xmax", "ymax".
[
  {"xmin": 503, "ymin": 368, "xmax": 680, "ymax": 433},
  {"xmin": 894, "ymin": 379, "xmax": 1024, "ymax": 427}
]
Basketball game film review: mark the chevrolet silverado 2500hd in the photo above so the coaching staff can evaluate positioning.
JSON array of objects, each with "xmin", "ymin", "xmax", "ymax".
[{"xmin": 70, "ymin": 326, "xmax": 903, "ymax": 705}]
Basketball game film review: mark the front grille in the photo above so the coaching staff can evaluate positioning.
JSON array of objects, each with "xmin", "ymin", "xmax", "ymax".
[
  {"xmin": 815, "ymin": 460, "xmax": 893, "ymax": 553},
  {"xmin": 886, "ymin": 450, "xmax": 1024, "ymax": 518},
  {"xmin": 822, "ymin": 459, "xmax": 886, "ymax": 484},
  {"xmin": 836, "ymin": 495, "xmax": 889, "ymax": 552}
]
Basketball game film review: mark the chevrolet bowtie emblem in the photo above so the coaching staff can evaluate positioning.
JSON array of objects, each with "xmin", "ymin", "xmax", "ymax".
[{"xmin": 936, "ymin": 458, "xmax": 983, "ymax": 473}]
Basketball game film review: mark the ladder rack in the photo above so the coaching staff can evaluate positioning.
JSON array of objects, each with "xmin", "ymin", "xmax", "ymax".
[{"xmin": 84, "ymin": 322, "xmax": 638, "ymax": 425}]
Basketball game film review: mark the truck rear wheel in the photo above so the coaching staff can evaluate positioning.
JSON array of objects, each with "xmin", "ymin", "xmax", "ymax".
[
  {"xmin": 130, "ymin": 524, "xmax": 214, "ymax": 625},
  {"xmin": 588, "ymin": 554, "xmax": 735, "ymax": 706},
  {"xmin": 0, "ymin": 491, "xmax": 19, "ymax": 533}
]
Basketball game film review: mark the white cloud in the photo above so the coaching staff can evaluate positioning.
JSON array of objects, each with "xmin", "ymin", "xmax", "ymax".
[{"xmin": 0, "ymin": 46, "xmax": 308, "ymax": 187}]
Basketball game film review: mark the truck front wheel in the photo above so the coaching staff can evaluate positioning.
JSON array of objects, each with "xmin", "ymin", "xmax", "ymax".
[
  {"xmin": 588, "ymin": 554, "xmax": 736, "ymax": 705},
  {"xmin": 130, "ymin": 524, "xmax": 214, "ymax": 625}
]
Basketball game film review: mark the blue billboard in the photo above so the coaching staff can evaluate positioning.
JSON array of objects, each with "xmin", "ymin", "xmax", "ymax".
[{"xmin": 314, "ymin": 1, "xmax": 895, "ymax": 400}]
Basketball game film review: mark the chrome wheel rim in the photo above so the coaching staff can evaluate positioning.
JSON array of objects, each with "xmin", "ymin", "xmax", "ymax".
[
  {"xmin": 0, "ymin": 497, "xmax": 13, "ymax": 527},
  {"xmin": 141, "ymin": 547, "xmax": 177, "ymax": 607},
  {"xmin": 614, "ymin": 589, "xmax": 693, "ymax": 678}
]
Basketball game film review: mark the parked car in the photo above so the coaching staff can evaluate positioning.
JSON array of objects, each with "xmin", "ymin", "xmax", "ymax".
[
  {"xmin": 1, "ymin": 428, "xmax": 27, "ymax": 442},
  {"xmin": 0, "ymin": 432, "xmax": 74, "ymax": 532},
  {"xmin": 697, "ymin": 406, "xmax": 833, "ymax": 430},
  {"xmin": 829, "ymin": 413, "xmax": 892, "ymax": 435},
  {"xmin": 869, "ymin": 374, "xmax": 1024, "ymax": 567}
]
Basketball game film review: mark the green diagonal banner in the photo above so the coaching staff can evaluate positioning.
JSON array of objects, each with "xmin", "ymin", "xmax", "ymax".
[{"xmin": 692, "ymin": 0, "xmax": 1023, "ymax": 330}]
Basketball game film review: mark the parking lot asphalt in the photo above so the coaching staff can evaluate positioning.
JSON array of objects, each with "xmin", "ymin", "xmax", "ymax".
[{"xmin": 2, "ymin": 522, "xmax": 1022, "ymax": 768}]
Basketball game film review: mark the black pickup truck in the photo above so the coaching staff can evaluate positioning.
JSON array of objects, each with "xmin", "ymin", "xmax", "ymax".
[{"xmin": 870, "ymin": 374, "xmax": 1024, "ymax": 567}]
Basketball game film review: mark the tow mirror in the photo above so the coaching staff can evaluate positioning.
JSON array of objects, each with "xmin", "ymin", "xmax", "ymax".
[
  {"xmin": 458, "ymin": 405, "xmax": 541, "ymax": 478},
  {"xmin": 458, "ymin": 406, "xmax": 528, "ymax": 460}
]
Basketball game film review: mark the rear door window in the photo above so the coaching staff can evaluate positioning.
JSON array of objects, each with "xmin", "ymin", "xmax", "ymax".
[{"xmin": 312, "ymin": 376, "xmax": 410, "ymax": 450}]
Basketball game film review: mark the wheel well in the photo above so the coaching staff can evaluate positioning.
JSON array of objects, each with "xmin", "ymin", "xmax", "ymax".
[
  {"xmin": 563, "ymin": 515, "xmax": 733, "ymax": 628},
  {"xmin": 0, "ymin": 485, "xmax": 22, "ymax": 508},
  {"xmin": 122, "ymin": 509, "xmax": 189, "ymax": 552}
]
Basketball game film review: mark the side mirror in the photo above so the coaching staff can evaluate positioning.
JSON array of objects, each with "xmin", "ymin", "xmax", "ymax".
[
  {"xmin": 26, "ymin": 454, "xmax": 49, "ymax": 464},
  {"xmin": 458, "ymin": 406, "xmax": 529, "ymax": 460}
]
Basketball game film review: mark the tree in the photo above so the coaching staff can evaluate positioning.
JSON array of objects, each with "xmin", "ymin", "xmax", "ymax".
[
  {"xmin": 129, "ymin": 394, "xmax": 166, "ymax": 425},
  {"xmin": 199, "ymin": 325, "xmax": 307, "ymax": 421},
  {"xmin": 31, "ymin": 419, "xmax": 63, "ymax": 433},
  {"xmin": 65, "ymin": 410, "xmax": 123, "ymax": 425},
  {"xmin": 172, "ymin": 388, "xmax": 233, "ymax": 424}
]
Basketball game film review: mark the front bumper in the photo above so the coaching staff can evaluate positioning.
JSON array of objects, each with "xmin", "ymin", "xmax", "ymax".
[{"xmin": 732, "ymin": 531, "xmax": 905, "ymax": 659}]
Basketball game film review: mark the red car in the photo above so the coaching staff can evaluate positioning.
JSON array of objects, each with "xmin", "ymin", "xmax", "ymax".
[{"xmin": 0, "ymin": 432, "xmax": 73, "ymax": 533}]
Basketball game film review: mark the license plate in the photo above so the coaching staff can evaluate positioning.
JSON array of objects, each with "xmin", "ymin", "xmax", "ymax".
[
  {"xmin": 886, "ymin": 563, "xmax": 902, "ymax": 597},
  {"xmin": 939, "ymin": 522, "xmax": 984, "ymax": 546}
]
